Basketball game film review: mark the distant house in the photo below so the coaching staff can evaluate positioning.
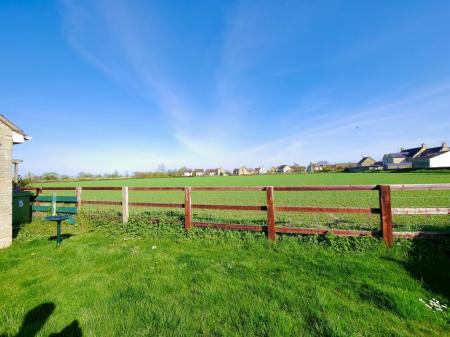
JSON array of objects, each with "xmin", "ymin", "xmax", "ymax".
[
  {"xmin": 255, "ymin": 167, "xmax": 267, "ymax": 174},
  {"xmin": 347, "ymin": 156, "xmax": 383, "ymax": 172},
  {"xmin": 383, "ymin": 143, "xmax": 450, "ymax": 169},
  {"xmin": 182, "ymin": 169, "xmax": 194, "ymax": 177},
  {"xmin": 233, "ymin": 167, "xmax": 252, "ymax": 175},
  {"xmin": 357, "ymin": 156, "xmax": 377, "ymax": 167},
  {"xmin": 277, "ymin": 165, "xmax": 293, "ymax": 174},
  {"xmin": 412, "ymin": 143, "xmax": 450, "ymax": 168},
  {"xmin": 333, "ymin": 162, "xmax": 356, "ymax": 172},
  {"xmin": 194, "ymin": 169, "xmax": 205, "ymax": 176},
  {"xmin": 291, "ymin": 165, "xmax": 306, "ymax": 173},
  {"xmin": 205, "ymin": 168, "xmax": 224, "ymax": 176},
  {"xmin": 382, "ymin": 144, "xmax": 428, "ymax": 169},
  {"xmin": 306, "ymin": 162, "xmax": 323, "ymax": 173}
]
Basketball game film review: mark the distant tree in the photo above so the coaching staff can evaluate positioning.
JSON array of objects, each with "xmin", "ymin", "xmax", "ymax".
[
  {"xmin": 78, "ymin": 172, "xmax": 94, "ymax": 178},
  {"xmin": 42, "ymin": 172, "xmax": 60, "ymax": 181},
  {"xmin": 177, "ymin": 166, "xmax": 189, "ymax": 175},
  {"xmin": 156, "ymin": 164, "xmax": 166, "ymax": 173}
]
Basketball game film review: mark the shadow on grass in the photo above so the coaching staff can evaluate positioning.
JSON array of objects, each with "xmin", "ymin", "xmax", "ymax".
[
  {"xmin": 403, "ymin": 238, "xmax": 450, "ymax": 300},
  {"xmin": 0, "ymin": 303, "xmax": 82, "ymax": 337},
  {"xmin": 48, "ymin": 234, "xmax": 73, "ymax": 241},
  {"xmin": 386, "ymin": 238, "xmax": 450, "ymax": 300},
  {"xmin": 356, "ymin": 283, "xmax": 402, "ymax": 316},
  {"xmin": 12, "ymin": 226, "xmax": 20, "ymax": 239}
]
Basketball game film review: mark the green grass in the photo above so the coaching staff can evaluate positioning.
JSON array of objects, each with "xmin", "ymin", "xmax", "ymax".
[
  {"xmin": 2, "ymin": 218, "xmax": 449, "ymax": 337},
  {"xmin": 34, "ymin": 172, "xmax": 450, "ymax": 232},
  {"xmin": 38, "ymin": 171, "xmax": 450, "ymax": 187}
]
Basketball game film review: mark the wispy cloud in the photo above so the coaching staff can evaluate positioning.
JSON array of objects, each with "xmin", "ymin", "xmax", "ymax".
[{"xmin": 50, "ymin": 0, "xmax": 450, "ymax": 174}]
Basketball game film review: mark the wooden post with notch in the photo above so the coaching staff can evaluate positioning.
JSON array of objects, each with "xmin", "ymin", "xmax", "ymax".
[
  {"xmin": 379, "ymin": 185, "xmax": 393, "ymax": 247},
  {"xmin": 184, "ymin": 187, "xmax": 192, "ymax": 230},
  {"xmin": 76, "ymin": 187, "xmax": 82, "ymax": 212},
  {"xmin": 266, "ymin": 186, "xmax": 276, "ymax": 240},
  {"xmin": 122, "ymin": 186, "xmax": 129, "ymax": 223}
]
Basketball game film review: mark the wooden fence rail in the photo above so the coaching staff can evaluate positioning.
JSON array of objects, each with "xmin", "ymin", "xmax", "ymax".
[{"xmin": 26, "ymin": 183, "xmax": 450, "ymax": 246}]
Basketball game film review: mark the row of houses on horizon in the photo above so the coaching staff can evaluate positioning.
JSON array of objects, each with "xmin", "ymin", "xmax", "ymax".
[
  {"xmin": 179, "ymin": 142, "xmax": 450, "ymax": 177},
  {"xmin": 349, "ymin": 142, "xmax": 450, "ymax": 172},
  {"xmin": 181, "ymin": 165, "xmax": 300, "ymax": 177}
]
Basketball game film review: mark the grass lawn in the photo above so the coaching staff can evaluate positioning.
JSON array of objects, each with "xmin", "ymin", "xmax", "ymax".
[{"xmin": 1, "ymin": 219, "xmax": 449, "ymax": 337}]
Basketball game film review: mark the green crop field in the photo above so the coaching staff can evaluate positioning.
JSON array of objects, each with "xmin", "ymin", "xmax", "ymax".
[
  {"xmin": 33, "ymin": 172, "xmax": 450, "ymax": 232},
  {"xmin": 37, "ymin": 171, "xmax": 450, "ymax": 188}
]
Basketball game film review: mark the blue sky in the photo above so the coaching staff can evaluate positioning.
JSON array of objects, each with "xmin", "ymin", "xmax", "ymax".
[{"xmin": 2, "ymin": 0, "xmax": 450, "ymax": 175}]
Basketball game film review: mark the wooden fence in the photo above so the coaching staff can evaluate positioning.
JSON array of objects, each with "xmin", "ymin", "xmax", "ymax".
[{"xmin": 28, "ymin": 183, "xmax": 450, "ymax": 246}]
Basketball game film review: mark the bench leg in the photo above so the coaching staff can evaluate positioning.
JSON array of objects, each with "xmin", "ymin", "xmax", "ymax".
[{"xmin": 56, "ymin": 221, "xmax": 62, "ymax": 246}]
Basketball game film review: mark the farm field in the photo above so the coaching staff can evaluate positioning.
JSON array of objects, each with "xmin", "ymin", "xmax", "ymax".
[
  {"xmin": 34, "ymin": 172, "xmax": 450, "ymax": 232},
  {"xmin": 2, "ymin": 220, "xmax": 449, "ymax": 337}
]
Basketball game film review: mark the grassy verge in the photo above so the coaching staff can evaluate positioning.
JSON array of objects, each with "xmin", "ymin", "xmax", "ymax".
[{"xmin": 1, "ymin": 218, "xmax": 449, "ymax": 337}]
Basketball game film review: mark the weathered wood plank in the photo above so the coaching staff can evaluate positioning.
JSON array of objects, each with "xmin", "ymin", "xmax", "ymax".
[
  {"xmin": 128, "ymin": 187, "xmax": 185, "ymax": 191},
  {"xmin": 82, "ymin": 200, "xmax": 122, "ymax": 206},
  {"xmin": 390, "ymin": 183, "xmax": 450, "ymax": 190},
  {"xmin": 129, "ymin": 202, "xmax": 184, "ymax": 208},
  {"xmin": 191, "ymin": 186, "xmax": 266, "ymax": 191},
  {"xmin": 184, "ymin": 187, "xmax": 192, "ymax": 230},
  {"xmin": 393, "ymin": 231, "xmax": 450, "ymax": 238},
  {"xmin": 275, "ymin": 227, "xmax": 378, "ymax": 236},
  {"xmin": 274, "ymin": 185, "xmax": 377, "ymax": 191},
  {"xmin": 379, "ymin": 185, "xmax": 393, "ymax": 246},
  {"xmin": 192, "ymin": 204, "xmax": 266, "ymax": 211},
  {"xmin": 122, "ymin": 187, "xmax": 129, "ymax": 223},
  {"xmin": 266, "ymin": 186, "xmax": 276, "ymax": 240},
  {"xmin": 392, "ymin": 207, "xmax": 450, "ymax": 215},
  {"xmin": 76, "ymin": 187, "xmax": 82, "ymax": 211},
  {"xmin": 275, "ymin": 206, "xmax": 379, "ymax": 214},
  {"xmin": 193, "ymin": 222, "xmax": 265, "ymax": 232}
]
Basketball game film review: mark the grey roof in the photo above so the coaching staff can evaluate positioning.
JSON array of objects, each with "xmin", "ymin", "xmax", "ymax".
[
  {"xmin": 389, "ymin": 152, "xmax": 407, "ymax": 158},
  {"xmin": 357, "ymin": 156, "xmax": 374, "ymax": 165},
  {"xmin": 416, "ymin": 146, "xmax": 449, "ymax": 159},
  {"xmin": 0, "ymin": 114, "xmax": 28, "ymax": 137},
  {"xmin": 400, "ymin": 147, "xmax": 423, "ymax": 157}
]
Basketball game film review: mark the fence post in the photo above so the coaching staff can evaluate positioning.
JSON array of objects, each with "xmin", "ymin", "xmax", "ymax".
[
  {"xmin": 379, "ymin": 185, "xmax": 393, "ymax": 247},
  {"xmin": 122, "ymin": 187, "xmax": 129, "ymax": 223},
  {"xmin": 51, "ymin": 193, "xmax": 57, "ymax": 216},
  {"xmin": 266, "ymin": 186, "xmax": 276, "ymax": 240},
  {"xmin": 76, "ymin": 187, "xmax": 82, "ymax": 212},
  {"xmin": 184, "ymin": 187, "xmax": 192, "ymax": 230}
]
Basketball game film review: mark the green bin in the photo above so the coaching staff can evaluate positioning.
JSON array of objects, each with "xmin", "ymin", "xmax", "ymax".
[{"xmin": 12, "ymin": 190, "xmax": 33, "ymax": 226}]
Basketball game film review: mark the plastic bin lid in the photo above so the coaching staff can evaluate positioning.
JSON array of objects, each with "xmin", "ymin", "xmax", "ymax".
[{"xmin": 12, "ymin": 190, "xmax": 33, "ymax": 197}]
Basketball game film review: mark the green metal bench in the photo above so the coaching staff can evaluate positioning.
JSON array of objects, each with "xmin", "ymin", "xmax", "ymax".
[{"xmin": 32, "ymin": 194, "xmax": 78, "ymax": 225}]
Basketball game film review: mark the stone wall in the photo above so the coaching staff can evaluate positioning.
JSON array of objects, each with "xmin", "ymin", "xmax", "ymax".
[{"xmin": 0, "ymin": 122, "xmax": 12, "ymax": 249}]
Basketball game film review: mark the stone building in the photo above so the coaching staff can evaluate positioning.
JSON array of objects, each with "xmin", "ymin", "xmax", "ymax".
[{"xmin": 0, "ymin": 115, "xmax": 30, "ymax": 249}]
